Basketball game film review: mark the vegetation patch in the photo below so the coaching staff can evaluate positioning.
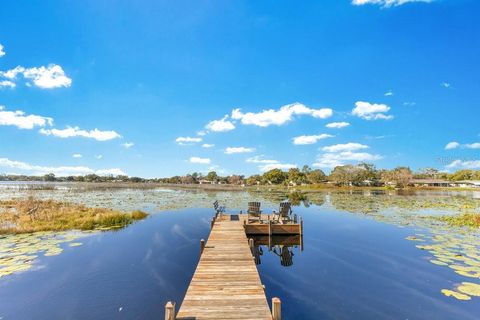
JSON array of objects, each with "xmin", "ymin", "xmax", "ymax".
[
  {"xmin": 438, "ymin": 213, "xmax": 480, "ymax": 228},
  {"xmin": 0, "ymin": 197, "xmax": 148, "ymax": 234}
]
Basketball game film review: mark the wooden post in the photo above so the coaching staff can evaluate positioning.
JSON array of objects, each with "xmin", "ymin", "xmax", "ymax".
[
  {"xmin": 299, "ymin": 216, "xmax": 303, "ymax": 237},
  {"xmin": 293, "ymin": 214, "xmax": 297, "ymax": 224},
  {"xmin": 272, "ymin": 297, "xmax": 281, "ymax": 320},
  {"xmin": 200, "ymin": 239, "xmax": 205, "ymax": 255},
  {"xmin": 249, "ymin": 238, "xmax": 254, "ymax": 254},
  {"xmin": 165, "ymin": 301, "xmax": 175, "ymax": 320},
  {"xmin": 210, "ymin": 217, "xmax": 215, "ymax": 229}
]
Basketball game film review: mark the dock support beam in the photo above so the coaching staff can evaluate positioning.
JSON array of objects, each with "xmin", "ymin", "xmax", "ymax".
[
  {"xmin": 211, "ymin": 217, "xmax": 215, "ymax": 229},
  {"xmin": 249, "ymin": 238, "xmax": 254, "ymax": 254},
  {"xmin": 165, "ymin": 301, "xmax": 176, "ymax": 320},
  {"xmin": 200, "ymin": 239, "xmax": 205, "ymax": 255},
  {"xmin": 272, "ymin": 297, "xmax": 281, "ymax": 320}
]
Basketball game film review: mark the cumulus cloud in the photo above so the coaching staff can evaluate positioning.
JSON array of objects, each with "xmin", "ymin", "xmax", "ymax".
[
  {"xmin": 0, "ymin": 64, "xmax": 72, "ymax": 89},
  {"xmin": 202, "ymin": 143, "xmax": 215, "ymax": 148},
  {"xmin": 444, "ymin": 141, "xmax": 480, "ymax": 150},
  {"xmin": 314, "ymin": 142, "xmax": 382, "ymax": 168},
  {"xmin": 326, "ymin": 122, "xmax": 350, "ymax": 129},
  {"xmin": 39, "ymin": 126, "xmax": 121, "ymax": 141},
  {"xmin": 352, "ymin": 0, "xmax": 433, "ymax": 7},
  {"xmin": 292, "ymin": 134, "xmax": 333, "ymax": 145},
  {"xmin": 72, "ymin": 154, "xmax": 82, "ymax": 158},
  {"xmin": 189, "ymin": 157, "xmax": 211, "ymax": 164},
  {"xmin": 0, "ymin": 44, "xmax": 5, "ymax": 57},
  {"xmin": 0, "ymin": 80, "xmax": 15, "ymax": 88},
  {"xmin": 0, "ymin": 106, "xmax": 53, "ymax": 129},
  {"xmin": 441, "ymin": 82, "xmax": 451, "ymax": 89},
  {"xmin": 259, "ymin": 163, "xmax": 297, "ymax": 172},
  {"xmin": 0, "ymin": 157, "xmax": 126, "ymax": 177},
  {"xmin": 231, "ymin": 103, "xmax": 333, "ymax": 127},
  {"xmin": 205, "ymin": 115, "xmax": 235, "ymax": 132},
  {"xmin": 445, "ymin": 142, "xmax": 460, "ymax": 150},
  {"xmin": 176, "ymin": 136, "xmax": 202, "ymax": 145},
  {"xmin": 122, "ymin": 142, "xmax": 134, "ymax": 149},
  {"xmin": 246, "ymin": 156, "xmax": 279, "ymax": 164},
  {"xmin": 322, "ymin": 143, "xmax": 369, "ymax": 153},
  {"xmin": 95, "ymin": 155, "xmax": 103, "ymax": 159},
  {"xmin": 446, "ymin": 160, "xmax": 480, "ymax": 170},
  {"xmin": 225, "ymin": 147, "xmax": 255, "ymax": 154},
  {"xmin": 384, "ymin": 90, "xmax": 394, "ymax": 96},
  {"xmin": 352, "ymin": 101, "xmax": 393, "ymax": 120}
]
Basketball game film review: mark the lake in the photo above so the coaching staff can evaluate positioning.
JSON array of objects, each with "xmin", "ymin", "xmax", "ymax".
[{"xmin": 1, "ymin": 185, "xmax": 480, "ymax": 319}]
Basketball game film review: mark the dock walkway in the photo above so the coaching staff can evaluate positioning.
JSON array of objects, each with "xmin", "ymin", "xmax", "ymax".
[{"xmin": 176, "ymin": 216, "xmax": 272, "ymax": 320}]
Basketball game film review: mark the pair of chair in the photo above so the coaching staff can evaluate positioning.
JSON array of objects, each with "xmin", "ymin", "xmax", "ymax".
[
  {"xmin": 247, "ymin": 201, "xmax": 293, "ymax": 224},
  {"xmin": 213, "ymin": 200, "xmax": 225, "ymax": 216}
]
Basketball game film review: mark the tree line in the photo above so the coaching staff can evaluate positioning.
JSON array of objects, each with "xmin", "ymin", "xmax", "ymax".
[{"xmin": 1, "ymin": 164, "xmax": 480, "ymax": 187}]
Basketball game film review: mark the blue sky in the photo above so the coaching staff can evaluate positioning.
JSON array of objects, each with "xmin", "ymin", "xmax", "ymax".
[{"xmin": 0, "ymin": 0, "xmax": 479, "ymax": 177}]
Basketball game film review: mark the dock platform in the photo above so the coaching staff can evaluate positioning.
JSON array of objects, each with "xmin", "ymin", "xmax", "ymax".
[{"xmin": 166, "ymin": 212, "xmax": 302, "ymax": 320}]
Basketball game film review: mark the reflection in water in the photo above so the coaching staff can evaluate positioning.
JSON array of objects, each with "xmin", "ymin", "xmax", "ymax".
[{"xmin": 250, "ymin": 235, "xmax": 303, "ymax": 267}]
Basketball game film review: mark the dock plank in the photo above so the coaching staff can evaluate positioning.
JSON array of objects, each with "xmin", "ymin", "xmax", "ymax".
[{"xmin": 176, "ymin": 218, "xmax": 272, "ymax": 320}]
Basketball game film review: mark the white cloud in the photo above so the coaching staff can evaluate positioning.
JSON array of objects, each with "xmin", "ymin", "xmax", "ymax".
[
  {"xmin": 352, "ymin": 0, "xmax": 433, "ymax": 7},
  {"xmin": 0, "ymin": 157, "xmax": 126, "ymax": 176},
  {"xmin": 189, "ymin": 157, "xmax": 211, "ymax": 164},
  {"xmin": 0, "ymin": 80, "xmax": 15, "ymax": 88},
  {"xmin": 202, "ymin": 143, "xmax": 215, "ymax": 148},
  {"xmin": 314, "ymin": 151, "xmax": 382, "ymax": 168},
  {"xmin": 39, "ymin": 126, "xmax": 121, "ymax": 141},
  {"xmin": 384, "ymin": 91, "xmax": 394, "ymax": 96},
  {"xmin": 259, "ymin": 162, "xmax": 297, "ymax": 172},
  {"xmin": 246, "ymin": 156, "xmax": 279, "ymax": 164},
  {"xmin": 23, "ymin": 64, "xmax": 72, "ymax": 89},
  {"xmin": 225, "ymin": 147, "xmax": 255, "ymax": 154},
  {"xmin": 231, "ymin": 102, "xmax": 333, "ymax": 127},
  {"xmin": 445, "ymin": 142, "xmax": 460, "ymax": 150},
  {"xmin": 441, "ymin": 82, "xmax": 451, "ymax": 88},
  {"xmin": 352, "ymin": 101, "xmax": 393, "ymax": 120},
  {"xmin": 322, "ymin": 142, "xmax": 369, "ymax": 153},
  {"xmin": 122, "ymin": 142, "xmax": 134, "ymax": 149},
  {"xmin": 205, "ymin": 115, "xmax": 235, "ymax": 132},
  {"xmin": 446, "ymin": 160, "xmax": 480, "ymax": 170},
  {"xmin": 292, "ymin": 134, "xmax": 333, "ymax": 145},
  {"xmin": 95, "ymin": 155, "xmax": 103, "ymax": 159},
  {"xmin": 326, "ymin": 122, "xmax": 350, "ymax": 129},
  {"xmin": 176, "ymin": 136, "xmax": 202, "ymax": 145},
  {"xmin": 197, "ymin": 130, "xmax": 207, "ymax": 136},
  {"xmin": 72, "ymin": 154, "xmax": 82, "ymax": 158},
  {"xmin": 0, "ymin": 106, "xmax": 53, "ymax": 129},
  {"xmin": 465, "ymin": 143, "xmax": 480, "ymax": 149},
  {"xmin": 0, "ymin": 44, "xmax": 5, "ymax": 57},
  {"xmin": 1, "ymin": 64, "xmax": 72, "ymax": 89}
]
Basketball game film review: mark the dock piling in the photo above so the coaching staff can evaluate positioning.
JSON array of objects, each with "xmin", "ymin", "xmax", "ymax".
[
  {"xmin": 210, "ymin": 217, "xmax": 215, "ymax": 229},
  {"xmin": 249, "ymin": 238, "xmax": 254, "ymax": 254},
  {"xmin": 200, "ymin": 239, "xmax": 205, "ymax": 255},
  {"xmin": 165, "ymin": 301, "xmax": 175, "ymax": 320},
  {"xmin": 272, "ymin": 297, "xmax": 281, "ymax": 320}
]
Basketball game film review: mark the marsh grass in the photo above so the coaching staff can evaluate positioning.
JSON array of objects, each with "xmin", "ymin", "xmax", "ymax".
[
  {"xmin": 0, "ymin": 197, "xmax": 148, "ymax": 234},
  {"xmin": 439, "ymin": 213, "xmax": 480, "ymax": 228}
]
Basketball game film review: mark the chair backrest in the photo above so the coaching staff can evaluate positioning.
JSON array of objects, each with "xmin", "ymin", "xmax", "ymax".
[
  {"xmin": 279, "ymin": 202, "xmax": 291, "ymax": 217},
  {"xmin": 213, "ymin": 200, "xmax": 219, "ymax": 210},
  {"xmin": 248, "ymin": 202, "xmax": 261, "ymax": 215}
]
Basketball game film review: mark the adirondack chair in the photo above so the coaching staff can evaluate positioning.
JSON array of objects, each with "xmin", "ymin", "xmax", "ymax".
[
  {"xmin": 213, "ymin": 200, "xmax": 225, "ymax": 216},
  {"xmin": 247, "ymin": 201, "xmax": 262, "ymax": 223},
  {"xmin": 273, "ymin": 201, "xmax": 293, "ymax": 224}
]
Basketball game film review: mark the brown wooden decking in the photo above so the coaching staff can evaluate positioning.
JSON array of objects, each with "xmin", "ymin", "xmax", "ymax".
[{"xmin": 176, "ymin": 216, "xmax": 272, "ymax": 320}]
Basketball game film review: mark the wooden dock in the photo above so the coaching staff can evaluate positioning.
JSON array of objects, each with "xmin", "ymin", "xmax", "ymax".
[{"xmin": 166, "ymin": 212, "xmax": 301, "ymax": 320}]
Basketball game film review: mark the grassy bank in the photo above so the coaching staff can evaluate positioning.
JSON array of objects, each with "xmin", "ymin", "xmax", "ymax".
[{"xmin": 0, "ymin": 197, "xmax": 148, "ymax": 234}]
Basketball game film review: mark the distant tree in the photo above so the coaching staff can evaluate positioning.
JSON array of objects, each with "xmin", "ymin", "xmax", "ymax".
[
  {"xmin": 246, "ymin": 175, "xmax": 262, "ymax": 185},
  {"xmin": 287, "ymin": 168, "xmax": 306, "ymax": 185},
  {"xmin": 381, "ymin": 167, "xmax": 413, "ymax": 188},
  {"xmin": 449, "ymin": 170, "xmax": 476, "ymax": 181},
  {"xmin": 301, "ymin": 165, "xmax": 312, "ymax": 174},
  {"xmin": 43, "ymin": 173, "xmax": 56, "ymax": 182},
  {"xmin": 306, "ymin": 169, "xmax": 326, "ymax": 184},
  {"xmin": 228, "ymin": 175, "xmax": 244, "ymax": 185},
  {"xmin": 262, "ymin": 169, "xmax": 288, "ymax": 185},
  {"xmin": 206, "ymin": 171, "xmax": 218, "ymax": 182},
  {"xmin": 181, "ymin": 175, "xmax": 195, "ymax": 184},
  {"xmin": 329, "ymin": 165, "xmax": 365, "ymax": 186}
]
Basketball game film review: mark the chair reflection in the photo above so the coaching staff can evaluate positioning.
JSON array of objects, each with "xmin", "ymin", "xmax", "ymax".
[{"xmin": 249, "ymin": 235, "xmax": 303, "ymax": 267}]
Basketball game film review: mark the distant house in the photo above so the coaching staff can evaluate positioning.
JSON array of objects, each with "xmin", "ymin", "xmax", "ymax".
[
  {"xmin": 410, "ymin": 179, "xmax": 451, "ymax": 187},
  {"xmin": 454, "ymin": 180, "xmax": 480, "ymax": 188},
  {"xmin": 198, "ymin": 179, "xmax": 212, "ymax": 185}
]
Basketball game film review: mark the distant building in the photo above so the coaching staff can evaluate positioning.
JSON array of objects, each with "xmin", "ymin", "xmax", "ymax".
[
  {"xmin": 454, "ymin": 180, "xmax": 480, "ymax": 188},
  {"xmin": 198, "ymin": 179, "xmax": 213, "ymax": 185},
  {"xmin": 410, "ymin": 179, "xmax": 451, "ymax": 187}
]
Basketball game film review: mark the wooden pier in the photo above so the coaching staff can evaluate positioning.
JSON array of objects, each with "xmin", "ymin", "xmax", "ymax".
[{"xmin": 166, "ymin": 212, "xmax": 302, "ymax": 320}]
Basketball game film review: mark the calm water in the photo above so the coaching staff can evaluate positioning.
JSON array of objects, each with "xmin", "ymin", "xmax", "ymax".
[{"xmin": 1, "ymin": 187, "xmax": 480, "ymax": 319}]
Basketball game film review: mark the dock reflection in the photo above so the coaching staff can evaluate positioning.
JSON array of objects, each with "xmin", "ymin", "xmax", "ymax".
[{"xmin": 248, "ymin": 235, "xmax": 303, "ymax": 267}]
